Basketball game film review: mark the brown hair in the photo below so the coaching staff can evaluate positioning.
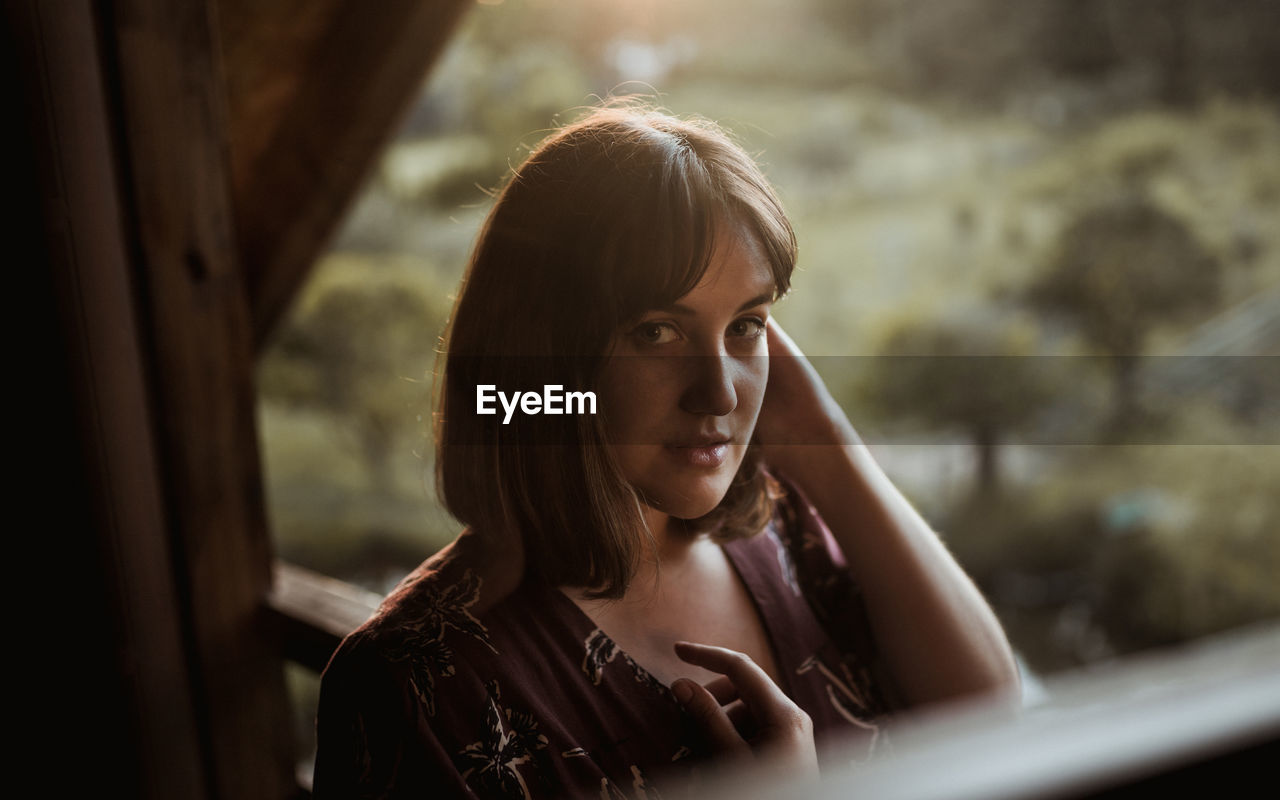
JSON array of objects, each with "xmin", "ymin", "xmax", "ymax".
[{"xmin": 434, "ymin": 103, "xmax": 796, "ymax": 599}]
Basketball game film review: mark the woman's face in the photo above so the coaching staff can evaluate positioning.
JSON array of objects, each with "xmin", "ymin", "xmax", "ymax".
[{"xmin": 597, "ymin": 218, "xmax": 775, "ymax": 523}]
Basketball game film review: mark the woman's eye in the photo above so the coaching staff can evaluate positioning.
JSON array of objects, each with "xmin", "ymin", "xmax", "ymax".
[
  {"xmin": 632, "ymin": 322, "xmax": 679, "ymax": 345},
  {"xmin": 729, "ymin": 317, "xmax": 767, "ymax": 338}
]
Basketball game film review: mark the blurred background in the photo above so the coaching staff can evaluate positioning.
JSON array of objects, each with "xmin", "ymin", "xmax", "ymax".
[{"xmin": 253, "ymin": 0, "xmax": 1280, "ymax": 755}]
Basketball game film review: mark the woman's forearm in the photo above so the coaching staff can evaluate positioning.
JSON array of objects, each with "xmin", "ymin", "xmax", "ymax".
[
  {"xmin": 771, "ymin": 440, "xmax": 1021, "ymax": 710},
  {"xmin": 756, "ymin": 320, "xmax": 1020, "ymax": 709}
]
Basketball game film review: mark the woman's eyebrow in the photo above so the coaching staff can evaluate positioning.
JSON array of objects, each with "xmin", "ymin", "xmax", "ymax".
[{"xmin": 660, "ymin": 291, "xmax": 775, "ymax": 317}]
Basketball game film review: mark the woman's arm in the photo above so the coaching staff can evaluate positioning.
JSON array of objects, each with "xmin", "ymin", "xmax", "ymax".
[{"xmin": 754, "ymin": 320, "xmax": 1021, "ymax": 710}]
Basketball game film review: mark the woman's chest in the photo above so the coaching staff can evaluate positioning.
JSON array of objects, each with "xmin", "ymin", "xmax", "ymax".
[{"xmin": 570, "ymin": 548, "xmax": 781, "ymax": 687}]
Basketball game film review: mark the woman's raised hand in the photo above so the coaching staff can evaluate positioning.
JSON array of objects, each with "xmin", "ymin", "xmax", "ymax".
[
  {"xmin": 671, "ymin": 641, "xmax": 819, "ymax": 783},
  {"xmin": 753, "ymin": 319, "xmax": 859, "ymax": 461}
]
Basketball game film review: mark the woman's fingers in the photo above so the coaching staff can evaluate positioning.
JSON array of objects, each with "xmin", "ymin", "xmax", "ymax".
[
  {"xmin": 765, "ymin": 316, "xmax": 804, "ymax": 358},
  {"xmin": 755, "ymin": 319, "xmax": 851, "ymax": 449},
  {"xmin": 671, "ymin": 678, "xmax": 750, "ymax": 759},
  {"xmin": 673, "ymin": 641, "xmax": 795, "ymax": 727},
  {"xmin": 723, "ymin": 699, "xmax": 757, "ymax": 738},
  {"xmin": 674, "ymin": 640, "xmax": 820, "ymax": 782},
  {"xmin": 682, "ymin": 675, "xmax": 752, "ymax": 736},
  {"xmin": 703, "ymin": 674, "xmax": 738, "ymax": 706}
]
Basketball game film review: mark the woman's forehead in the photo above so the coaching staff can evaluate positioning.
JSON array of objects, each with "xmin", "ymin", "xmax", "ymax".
[
  {"xmin": 601, "ymin": 207, "xmax": 787, "ymax": 330},
  {"xmin": 650, "ymin": 238, "xmax": 777, "ymax": 315},
  {"xmin": 696, "ymin": 219, "xmax": 779, "ymax": 292}
]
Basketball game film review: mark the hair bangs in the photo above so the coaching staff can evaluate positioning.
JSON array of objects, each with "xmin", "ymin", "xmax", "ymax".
[{"xmin": 603, "ymin": 155, "xmax": 723, "ymax": 328}]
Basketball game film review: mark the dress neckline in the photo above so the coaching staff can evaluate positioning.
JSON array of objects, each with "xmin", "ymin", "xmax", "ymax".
[{"xmin": 542, "ymin": 533, "xmax": 795, "ymax": 701}]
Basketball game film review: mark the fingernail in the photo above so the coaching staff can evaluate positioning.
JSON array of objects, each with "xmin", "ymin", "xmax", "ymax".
[{"xmin": 672, "ymin": 679, "xmax": 693, "ymax": 704}]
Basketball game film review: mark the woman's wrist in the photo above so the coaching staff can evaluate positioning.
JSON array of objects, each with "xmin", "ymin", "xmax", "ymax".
[{"xmin": 761, "ymin": 443, "xmax": 869, "ymax": 517}]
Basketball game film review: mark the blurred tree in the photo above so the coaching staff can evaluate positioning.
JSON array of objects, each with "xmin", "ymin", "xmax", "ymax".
[
  {"xmin": 814, "ymin": 0, "xmax": 1280, "ymax": 109},
  {"xmin": 1026, "ymin": 197, "xmax": 1222, "ymax": 430},
  {"xmin": 260, "ymin": 281, "xmax": 442, "ymax": 495},
  {"xmin": 861, "ymin": 315, "xmax": 1054, "ymax": 497},
  {"xmin": 1039, "ymin": 0, "xmax": 1120, "ymax": 79}
]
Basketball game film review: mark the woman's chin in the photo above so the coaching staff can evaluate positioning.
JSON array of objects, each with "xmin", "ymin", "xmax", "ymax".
[
  {"xmin": 628, "ymin": 452, "xmax": 747, "ymax": 523},
  {"xmin": 647, "ymin": 484, "xmax": 732, "ymax": 522}
]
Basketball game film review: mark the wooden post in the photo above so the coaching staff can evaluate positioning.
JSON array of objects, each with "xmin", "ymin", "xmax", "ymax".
[
  {"xmin": 6, "ymin": 0, "xmax": 212, "ymax": 796},
  {"xmin": 95, "ymin": 1, "xmax": 297, "ymax": 797},
  {"xmin": 15, "ymin": 0, "xmax": 474, "ymax": 795}
]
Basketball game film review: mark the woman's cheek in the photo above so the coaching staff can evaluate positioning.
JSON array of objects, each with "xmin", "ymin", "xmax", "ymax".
[
  {"xmin": 599, "ymin": 360, "xmax": 670, "ymax": 442},
  {"xmin": 739, "ymin": 353, "xmax": 769, "ymax": 396}
]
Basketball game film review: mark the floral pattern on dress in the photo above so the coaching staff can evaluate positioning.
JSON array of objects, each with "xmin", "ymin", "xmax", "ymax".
[
  {"xmin": 767, "ymin": 526, "xmax": 802, "ymax": 597},
  {"xmin": 797, "ymin": 653, "xmax": 883, "ymax": 753},
  {"xmin": 599, "ymin": 765, "xmax": 662, "ymax": 800},
  {"xmin": 771, "ymin": 474, "xmax": 903, "ymax": 718},
  {"xmin": 772, "ymin": 491, "xmax": 827, "ymax": 556},
  {"xmin": 778, "ymin": 509, "xmax": 829, "ymax": 558},
  {"xmin": 621, "ymin": 653, "xmax": 669, "ymax": 696},
  {"xmin": 457, "ymin": 680, "xmax": 550, "ymax": 799},
  {"xmin": 381, "ymin": 568, "xmax": 498, "ymax": 716},
  {"xmin": 582, "ymin": 628, "xmax": 621, "ymax": 686},
  {"xmin": 582, "ymin": 629, "xmax": 672, "ymax": 698}
]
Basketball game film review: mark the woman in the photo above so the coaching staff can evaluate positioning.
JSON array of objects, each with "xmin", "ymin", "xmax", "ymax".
[{"xmin": 313, "ymin": 105, "xmax": 1019, "ymax": 799}]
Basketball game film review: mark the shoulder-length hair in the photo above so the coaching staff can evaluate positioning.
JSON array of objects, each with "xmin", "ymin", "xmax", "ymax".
[{"xmin": 434, "ymin": 104, "xmax": 797, "ymax": 599}]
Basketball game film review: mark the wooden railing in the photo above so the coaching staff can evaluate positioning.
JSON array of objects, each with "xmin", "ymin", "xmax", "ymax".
[
  {"xmin": 268, "ymin": 562, "xmax": 381, "ymax": 674},
  {"xmin": 267, "ymin": 562, "xmax": 382, "ymax": 796}
]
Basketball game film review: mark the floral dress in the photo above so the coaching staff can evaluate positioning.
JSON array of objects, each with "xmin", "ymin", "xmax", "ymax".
[{"xmin": 312, "ymin": 474, "xmax": 900, "ymax": 799}]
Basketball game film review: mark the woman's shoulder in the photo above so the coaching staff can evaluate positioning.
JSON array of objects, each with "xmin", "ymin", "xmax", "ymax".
[
  {"xmin": 319, "ymin": 529, "xmax": 522, "ymax": 705},
  {"xmin": 313, "ymin": 531, "xmax": 533, "ymax": 798},
  {"xmin": 763, "ymin": 468, "xmax": 847, "ymax": 567},
  {"xmin": 363, "ymin": 529, "xmax": 520, "ymax": 631}
]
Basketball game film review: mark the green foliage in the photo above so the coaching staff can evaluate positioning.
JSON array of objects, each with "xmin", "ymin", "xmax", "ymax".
[
  {"xmin": 260, "ymin": 257, "xmax": 451, "ymax": 495},
  {"xmin": 813, "ymin": 0, "xmax": 1280, "ymax": 108},
  {"xmin": 863, "ymin": 313, "xmax": 1050, "ymax": 430},
  {"xmin": 1024, "ymin": 197, "xmax": 1223, "ymax": 427},
  {"xmin": 860, "ymin": 312, "xmax": 1056, "ymax": 494},
  {"xmin": 1029, "ymin": 198, "xmax": 1222, "ymax": 355},
  {"xmin": 947, "ymin": 440, "xmax": 1280, "ymax": 672}
]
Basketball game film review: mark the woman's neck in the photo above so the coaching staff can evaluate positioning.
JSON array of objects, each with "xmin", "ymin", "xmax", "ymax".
[
  {"xmin": 641, "ymin": 505, "xmax": 703, "ymax": 558},
  {"xmin": 559, "ymin": 507, "xmax": 707, "ymax": 606},
  {"xmin": 618, "ymin": 506, "xmax": 708, "ymax": 602}
]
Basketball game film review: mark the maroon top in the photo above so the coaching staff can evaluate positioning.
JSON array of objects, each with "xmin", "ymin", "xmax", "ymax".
[{"xmin": 313, "ymin": 476, "xmax": 900, "ymax": 799}]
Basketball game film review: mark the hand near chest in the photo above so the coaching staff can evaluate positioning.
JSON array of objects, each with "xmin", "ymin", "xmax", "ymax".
[
  {"xmin": 562, "ymin": 538, "xmax": 782, "ymax": 688},
  {"xmin": 672, "ymin": 641, "xmax": 820, "ymax": 784}
]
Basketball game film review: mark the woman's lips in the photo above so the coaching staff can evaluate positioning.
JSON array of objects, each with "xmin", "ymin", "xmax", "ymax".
[{"xmin": 663, "ymin": 442, "xmax": 729, "ymax": 467}]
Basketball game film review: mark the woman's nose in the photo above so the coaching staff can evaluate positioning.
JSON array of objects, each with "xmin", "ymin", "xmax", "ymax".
[{"xmin": 678, "ymin": 355, "xmax": 737, "ymax": 416}]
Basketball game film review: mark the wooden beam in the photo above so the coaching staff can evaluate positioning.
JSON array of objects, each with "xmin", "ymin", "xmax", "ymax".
[
  {"xmin": 217, "ymin": 0, "xmax": 473, "ymax": 348},
  {"xmin": 4, "ymin": 2, "xmax": 206, "ymax": 797},
  {"xmin": 99, "ymin": 1, "xmax": 295, "ymax": 797}
]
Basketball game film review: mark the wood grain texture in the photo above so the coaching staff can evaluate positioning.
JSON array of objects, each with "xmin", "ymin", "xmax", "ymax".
[
  {"xmin": 268, "ymin": 561, "xmax": 380, "ymax": 672},
  {"xmin": 5, "ymin": 2, "xmax": 208, "ymax": 797},
  {"xmin": 103, "ymin": 0, "xmax": 295, "ymax": 796},
  {"xmin": 217, "ymin": 0, "xmax": 473, "ymax": 348}
]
